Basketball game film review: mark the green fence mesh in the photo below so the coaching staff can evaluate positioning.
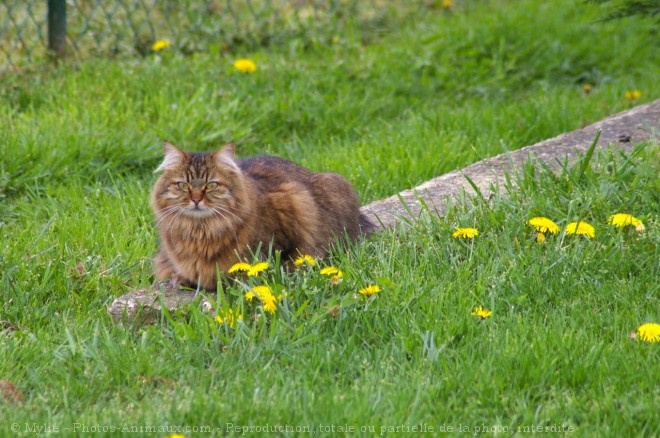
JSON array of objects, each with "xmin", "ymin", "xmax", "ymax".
[{"xmin": 1, "ymin": 0, "xmax": 430, "ymax": 74}]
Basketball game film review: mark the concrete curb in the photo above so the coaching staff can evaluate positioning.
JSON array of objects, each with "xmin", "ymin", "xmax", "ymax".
[{"xmin": 361, "ymin": 99, "xmax": 660, "ymax": 229}]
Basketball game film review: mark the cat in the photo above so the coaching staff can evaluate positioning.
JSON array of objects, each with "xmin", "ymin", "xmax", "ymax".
[{"xmin": 150, "ymin": 141, "xmax": 375, "ymax": 290}]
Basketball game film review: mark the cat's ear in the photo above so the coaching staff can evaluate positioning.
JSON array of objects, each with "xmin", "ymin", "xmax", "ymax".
[
  {"xmin": 212, "ymin": 142, "xmax": 239, "ymax": 171},
  {"xmin": 155, "ymin": 141, "xmax": 186, "ymax": 173}
]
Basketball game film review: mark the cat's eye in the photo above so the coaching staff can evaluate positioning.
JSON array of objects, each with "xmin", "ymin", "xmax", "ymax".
[
  {"xmin": 206, "ymin": 182, "xmax": 220, "ymax": 190},
  {"xmin": 177, "ymin": 182, "xmax": 189, "ymax": 191}
]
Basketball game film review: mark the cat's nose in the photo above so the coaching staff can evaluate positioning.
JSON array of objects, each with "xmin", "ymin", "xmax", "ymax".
[{"xmin": 191, "ymin": 192, "xmax": 203, "ymax": 205}]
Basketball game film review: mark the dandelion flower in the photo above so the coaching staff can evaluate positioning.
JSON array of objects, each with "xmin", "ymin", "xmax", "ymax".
[
  {"xmin": 609, "ymin": 213, "xmax": 644, "ymax": 233},
  {"xmin": 637, "ymin": 323, "xmax": 660, "ymax": 343},
  {"xmin": 320, "ymin": 266, "xmax": 343, "ymax": 278},
  {"xmin": 536, "ymin": 233, "xmax": 546, "ymax": 244},
  {"xmin": 452, "ymin": 227, "xmax": 479, "ymax": 239},
  {"xmin": 527, "ymin": 217, "xmax": 560, "ymax": 234},
  {"xmin": 228, "ymin": 262, "xmax": 251, "ymax": 274},
  {"xmin": 625, "ymin": 90, "xmax": 641, "ymax": 101},
  {"xmin": 152, "ymin": 39, "xmax": 171, "ymax": 52},
  {"xmin": 215, "ymin": 309, "xmax": 242, "ymax": 327},
  {"xmin": 247, "ymin": 262, "xmax": 269, "ymax": 276},
  {"xmin": 358, "ymin": 285, "xmax": 381, "ymax": 296},
  {"xmin": 442, "ymin": 0, "xmax": 452, "ymax": 8},
  {"xmin": 294, "ymin": 255, "xmax": 316, "ymax": 267},
  {"xmin": 565, "ymin": 221, "xmax": 595, "ymax": 238},
  {"xmin": 262, "ymin": 298, "xmax": 277, "ymax": 314},
  {"xmin": 246, "ymin": 285, "xmax": 278, "ymax": 313},
  {"xmin": 471, "ymin": 305, "xmax": 492, "ymax": 319},
  {"xmin": 233, "ymin": 58, "xmax": 257, "ymax": 73},
  {"xmin": 250, "ymin": 285, "xmax": 273, "ymax": 299},
  {"xmin": 583, "ymin": 84, "xmax": 592, "ymax": 94},
  {"xmin": 257, "ymin": 286, "xmax": 277, "ymax": 313},
  {"xmin": 249, "ymin": 285, "xmax": 278, "ymax": 314}
]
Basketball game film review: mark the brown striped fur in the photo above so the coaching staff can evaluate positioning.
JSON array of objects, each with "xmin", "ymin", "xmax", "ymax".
[{"xmin": 151, "ymin": 142, "xmax": 374, "ymax": 290}]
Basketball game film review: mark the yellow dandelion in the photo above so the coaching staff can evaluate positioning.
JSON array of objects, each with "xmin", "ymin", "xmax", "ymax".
[
  {"xmin": 637, "ymin": 323, "xmax": 660, "ymax": 343},
  {"xmin": 152, "ymin": 39, "xmax": 171, "ymax": 52},
  {"xmin": 536, "ymin": 232, "xmax": 546, "ymax": 244},
  {"xmin": 320, "ymin": 266, "xmax": 343, "ymax": 278},
  {"xmin": 565, "ymin": 221, "xmax": 595, "ymax": 238},
  {"xmin": 233, "ymin": 58, "xmax": 257, "ymax": 73},
  {"xmin": 294, "ymin": 255, "xmax": 316, "ymax": 267},
  {"xmin": 247, "ymin": 262, "xmax": 269, "ymax": 276},
  {"xmin": 609, "ymin": 213, "xmax": 644, "ymax": 233},
  {"xmin": 471, "ymin": 305, "xmax": 492, "ymax": 319},
  {"xmin": 250, "ymin": 285, "xmax": 272, "ymax": 299},
  {"xmin": 228, "ymin": 262, "xmax": 251, "ymax": 274},
  {"xmin": 250, "ymin": 285, "xmax": 279, "ymax": 314},
  {"xmin": 262, "ymin": 297, "xmax": 277, "ymax": 314},
  {"xmin": 215, "ymin": 309, "xmax": 242, "ymax": 327},
  {"xmin": 452, "ymin": 227, "xmax": 479, "ymax": 239},
  {"xmin": 358, "ymin": 285, "xmax": 381, "ymax": 296},
  {"xmin": 168, "ymin": 435, "xmax": 185, "ymax": 438},
  {"xmin": 442, "ymin": 0, "xmax": 452, "ymax": 9},
  {"xmin": 246, "ymin": 285, "xmax": 278, "ymax": 313},
  {"xmin": 527, "ymin": 217, "xmax": 560, "ymax": 234},
  {"xmin": 625, "ymin": 90, "xmax": 641, "ymax": 101},
  {"xmin": 582, "ymin": 84, "xmax": 592, "ymax": 94}
]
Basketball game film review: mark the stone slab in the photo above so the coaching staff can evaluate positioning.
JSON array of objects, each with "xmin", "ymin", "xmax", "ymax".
[
  {"xmin": 361, "ymin": 99, "xmax": 660, "ymax": 229},
  {"xmin": 108, "ymin": 282, "xmax": 215, "ymax": 326}
]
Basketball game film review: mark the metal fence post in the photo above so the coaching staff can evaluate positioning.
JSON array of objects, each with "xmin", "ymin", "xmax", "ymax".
[{"xmin": 48, "ymin": 0, "xmax": 67, "ymax": 59}]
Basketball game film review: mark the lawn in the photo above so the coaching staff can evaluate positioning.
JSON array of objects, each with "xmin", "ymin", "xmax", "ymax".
[{"xmin": 1, "ymin": 0, "xmax": 659, "ymax": 436}]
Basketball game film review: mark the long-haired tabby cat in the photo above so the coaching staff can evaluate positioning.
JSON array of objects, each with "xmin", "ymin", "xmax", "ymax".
[{"xmin": 151, "ymin": 141, "xmax": 375, "ymax": 290}]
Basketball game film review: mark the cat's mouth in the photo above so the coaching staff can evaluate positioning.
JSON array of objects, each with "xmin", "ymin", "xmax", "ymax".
[{"xmin": 184, "ymin": 205, "xmax": 214, "ymax": 218}]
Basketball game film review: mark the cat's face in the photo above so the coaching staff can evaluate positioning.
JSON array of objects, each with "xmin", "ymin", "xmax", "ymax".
[{"xmin": 151, "ymin": 142, "xmax": 243, "ymax": 220}]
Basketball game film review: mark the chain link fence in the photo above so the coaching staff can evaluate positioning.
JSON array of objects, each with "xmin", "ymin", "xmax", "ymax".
[{"xmin": 1, "ymin": 0, "xmax": 431, "ymax": 74}]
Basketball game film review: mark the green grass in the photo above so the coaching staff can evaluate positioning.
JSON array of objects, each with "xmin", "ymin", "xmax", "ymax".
[{"xmin": 1, "ymin": 0, "xmax": 659, "ymax": 436}]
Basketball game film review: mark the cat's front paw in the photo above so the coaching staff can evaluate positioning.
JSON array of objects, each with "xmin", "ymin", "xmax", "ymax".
[
  {"xmin": 153, "ymin": 275, "xmax": 182, "ymax": 291},
  {"xmin": 168, "ymin": 274, "xmax": 183, "ymax": 289}
]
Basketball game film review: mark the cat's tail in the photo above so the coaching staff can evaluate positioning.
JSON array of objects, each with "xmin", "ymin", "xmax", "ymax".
[{"xmin": 359, "ymin": 212, "xmax": 379, "ymax": 237}]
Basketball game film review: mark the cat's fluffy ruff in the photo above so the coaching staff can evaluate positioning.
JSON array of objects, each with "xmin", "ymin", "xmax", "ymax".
[{"xmin": 151, "ymin": 142, "xmax": 373, "ymax": 290}]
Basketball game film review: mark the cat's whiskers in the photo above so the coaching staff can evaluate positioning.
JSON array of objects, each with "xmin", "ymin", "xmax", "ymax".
[
  {"xmin": 157, "ymin": 204, "xmax": 181, "ymax": 218},
  {"xmin": 211, "ymin": 203, "xmax": 260, "ymax": 234},
  {"xmin": 163, "ymin": 208, "xmax": 187, "ymax": 236},
  {"xmin": 156, "ymin": 205, "xmax": 183, "ymax": 227},
  {"xmin": 208, "ymin": 204, "xmax": 243, "ymax": 225},
  {"xmin": 201, "ymin": 206, "xmax": 242, "ymax": 246},
  {"xmin": 208, "ymin": 206, "xmax": 252, "ymax": 242},
  {"xmin": 165, "ymin": 208, "xmax": 188, "ymax": 246},
  {"xmin": 213, "ymin": 194, "xmax": 264, "ymax": 220}
]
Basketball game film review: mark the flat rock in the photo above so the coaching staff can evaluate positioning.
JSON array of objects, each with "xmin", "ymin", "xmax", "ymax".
[
  {"xmin": 108, "ymin": 281, "xmax": 215, "ymax": 326},
  {"xmin": 108, "ymin": 99, "xmax": 660, "ymax": 325}
]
